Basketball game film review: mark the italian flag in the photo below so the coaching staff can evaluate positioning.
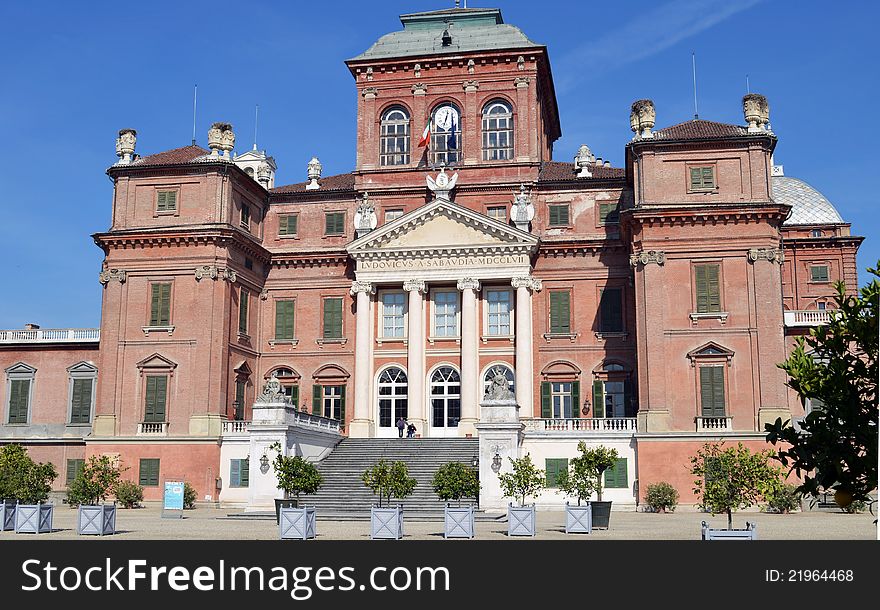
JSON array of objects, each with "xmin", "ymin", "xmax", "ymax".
[{"xmin": 418, "ymin": 120, "xmax": 431, "ymax": 147}]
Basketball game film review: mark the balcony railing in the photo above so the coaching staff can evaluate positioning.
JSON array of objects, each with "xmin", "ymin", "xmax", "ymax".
[
  {"xmin": 783, "ymin": 310, "xmax": 831, "ymax": 327},
  {"xmin": 524, "ymin": 417, "xmax": 637, "ymax": 433},
  {"xmin": 695, "ymin": 416, "xmax": 733, "ymax": 431},
  {"xmin": 290, "ymin": 410, "xmax": 342, "ymax": 433},
  {"xmin": 0, "ymin": 328, "xmax": 100, "ymax": 343},
  {"xmin": 222, "ymin": 420, "xmax": 250, "ymax": 435},
  {"xmin": 137, "ymin": 422, "xmax": 169, "ymax": 436}
]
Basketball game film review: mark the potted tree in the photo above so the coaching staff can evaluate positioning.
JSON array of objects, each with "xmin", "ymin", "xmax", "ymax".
[
  {"xmin": 269, "ymin": 442, "xmax": 324, "ymax": 535},
  {"xmin": 0, "ymin": 444, "xmax": 32, "ymax": 531},
  {"xmin": 432, "ymin": 461, "xmax": 480, "ymax": 539},
  {"xmin": 363, "ymin": 459, "xmax": 417, "ymax": 540},
  {"xmin": 497, "ymin": 453, "xmax": 545, "ymax": 537},
  {"xmin": 67, "ymin": 455, "xmax": 123, "ymax": 535},
  {"xmin": 690, "ymin": 441, "xmax": 783, "ymax": 539},
  {"xmin": 581, "ymin": 445, "xmax": 619, "ymax": 529},
  {"xmin": 0, "ymin": 445, "xmax": 58, "ymax": 534},
  {"xmin": 555, "ymin": 442, "xmax": 597, "ymax": 533}
]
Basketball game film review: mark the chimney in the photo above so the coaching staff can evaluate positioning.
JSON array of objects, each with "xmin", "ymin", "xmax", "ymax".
[
  {"xmin": 208, "ymin": 122, "xmax": 235, "ymax": 158},
  {"xmin": 24, "ymin": 323, "xmax": 40, "ymax": 330},
  {"xmin": 743, "ymin": 94, "xmax": 770, "ymax": 133},
  {"xmin": 306, "ymin": 157, "xmax": 322, "ymax": 190},
  {"xmin": 115, "ymin": 129, "xmax": 137, "ymax": 164},
  {"xmin": 630, "ymin": 99, "xmax": 656, "ymax": 139}
]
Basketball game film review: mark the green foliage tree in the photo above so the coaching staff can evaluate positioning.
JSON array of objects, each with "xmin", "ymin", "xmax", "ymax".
[
  {"xmin": 362, "ymin": 459, "xmax": 417, "ymax": 508},
  {"xmin": 0, "ymin": 444, "xmax": 57, "ymax": 503},
  {"xmin": 114, "ymin": 481, "xmax": 144, "ymax": 508},
  {"xmin": 497, "ymin": 453, "xmax": 545, "ymax": 506},
  {"xmin": 690, "ymin": 442, "xmax": 783, "ymax": 530},
  {"xmin": 766, "ymin": 263, "xmax": 878, "ymax": 507},
  {"xmin": 580, "ymin": 445, "xmax": 619, "ymax": 502},
  {"xmin": 555, "ymin": 441, "xmax": 597, "ymax": 505},
  {"xmin": 269, "ymin": 442, "xmax": 324, "ymax": 506},
  {"xmin": 432, "ymin": 462, "xmax": 480, "ymax": 506},
  {"xmin": 764, "ymin": 483, "xmax": 801, "ymax": 514},
  {"xmin": 66, "ymin": 455, "xmax": 125, "ymax": 506},
  {"xmin": 183, "ymin": 482, "xmax": 197, "ymax": 509},
  {"xmin": 644, "ymin": 482, "xmax": 680, "ymax": 513}
]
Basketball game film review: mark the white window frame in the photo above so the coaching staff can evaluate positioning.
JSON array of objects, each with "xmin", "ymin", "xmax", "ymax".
[
  {"xmin": 431, "ymin": 290, "xmax": 460, "ymax": 339},
  {"xmin": 67, "ymin": 361, "xmax": 98, "ymax": 425},
  {"xmin": 482, "ymin": 287, "xmax": 514, "ymax": 338},
  {"xmin": 323, "ymin": 385, "xmax": 343, "ymax": 420},
  {"xmin": 5, "ymin": 362, "xmax": 36, "ymax": 425},
  {"xmin": 376, "ymin": 366, "xmax": 409, "ymax": 430},
  {"xmin": 551, "ymin": 381, "xmax": 573, "ymax": 419},
  {"xmin": 429, "ymin": 365, "xmax": 462, "ymax": 429},
  {"xmin": 379, "ymin": 290, "xmax": 407, "ymax": 340},
  {"xmin": 487, "ymin": 206, "xmax": 507, "ymax": 222}
]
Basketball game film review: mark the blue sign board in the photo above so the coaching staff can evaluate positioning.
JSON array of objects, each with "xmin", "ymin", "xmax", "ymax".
[{"xmin": 163, "ymin": 481, "xmax": 185, "ymax": 511}]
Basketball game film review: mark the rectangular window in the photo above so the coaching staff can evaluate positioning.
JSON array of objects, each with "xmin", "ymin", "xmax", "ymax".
[
  {"xmin": 144, "ymin": 375, "xmax": 168, "ymax": 422},
  {"xmin": 321, "ymin": 385, "xmax": 345, "ymax": 421},
  {"xmin": 233, "ymin": 380, "xmax": 246, "ymax": 420},
  {"xmin": 689, "ymin": 166, "xmax": 716, "ymax": 191},
  {"xmin": 699, "ymin": 365, "xmax": 725, "ymax": 417},
  {"xmin": 156, "ymin": 190, "xmax": 177, "ymax": 213},
  {"xmin": 240, "ymin": 204, "xmax": 250, "ymax": 230},
  {"xmin": 487, "ymin": 206, "xmax": 507, "ymax": 222},
  {"xmin": 548, "ymin": 204, "xmax": 570, "ymax": 227},
  {"xmin": 548, "ymin": 290, "xmax": 571, "ymax": 334},
  {"xmin": 486, "ymin": 289, "xmax": 512, "ymax": 336},
  {"xmin": 810, "ymin": 265, "xmax": 829, "ymax": 282},
  {"xmin": 382, "ymin": 292, "xmax": 406, "ymax": 338},
  {"xmin": 603, "ymin": 458, "xmax": 628, "ymax": 488},
  {"xmin": 545, "ymin": 458, "xmax": 568, "ymax": 488},
  {"xmin": 7, "ymin": 378, "xmax": 30, "ymax": 424},
  {"xmin": 323, "ymin": 297, "xmax": 344, "ymax": 339},
  {"xmin": 278, "ymin": 214, "xmax": 298, "ymax": 236},
  {"xmin": 599, "ymin": 288, "xmax": 623, "ymax": 333},
  {"xmin": 551, "ymin": 382, "xmax": 573, "ymax": 418},
  {"xmin": 385, "ymin": 209, "xmax": 404, "ymax": 223},
  {"xmin": 694, "ymin": 264, "xmax": 721, "ymax": 313},
  {"xmin": 139, "ymin": 458, "xmax": 160, "ymax": 487},
  {"xmin": 598, "ymin": 201, "xmax": 619, "ymax": 225},
  {"xmin": 70, "ymin": 377, "xmax": 93, "ymax": 424},
  {"xmin": 230, "ymin": 458, "xmax": 250, "ymax": 488},
  {"xmin": 149, "ymin": 283, "xmax": 172, "ymax": 326},
  {"xmin": 66, "ymin": 459, "xmax": 85, "ymax": 485},
  {"xmin": 325, "ymin": 212, "xmax": 345, "ymax": 235},
  {"xmin": 433, "ymin": 291, "xmax": 459, "ymax": 337},
  {"xmin": 274, "ymin": 300, "xmax": 295, "ymax": 341},
  {"xmin": 283, "ymin": 383, "xmax": 300, "ymax": 405},
  {"xmin": 238, "ymin": 288, "xmax": 249, "ymax": 335}
]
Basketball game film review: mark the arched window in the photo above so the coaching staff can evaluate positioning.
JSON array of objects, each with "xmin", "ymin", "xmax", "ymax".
[
  {"xmin": 431, "ymin": 103, "xmax": 462, "ymax": 166},
  {"xmin": 380, "ymin": 106, "xmax": 411, "ymax": 166},
  {"xmin": 378, "ymin": 367, "xmax": 408, "ymax": 429},
  {"xmin": 483, "ymin": 364, "xmax": 515, "ymax": 397},
  {"xmin": 482, "ymin": 100, "xmax": 514, "ymax": 160},
  {"xmin": 271, "ymin": 367, "xmax": 300, "ymax": 406},
  {"xmin": 430, "ymin": 366, "xmax": 461, "ymax": 428}
]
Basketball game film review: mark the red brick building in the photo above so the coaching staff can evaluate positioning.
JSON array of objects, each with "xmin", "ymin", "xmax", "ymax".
[{"xmin": 0, "ymin": 6, "xmax": 862, "ymax": 506}]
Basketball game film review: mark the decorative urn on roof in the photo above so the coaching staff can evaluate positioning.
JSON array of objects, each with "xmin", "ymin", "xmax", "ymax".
[
  {"xmin": 575, "ymin": 144, "xmax": 593, "ymax": 178},
  {"xmin": 306, "ymin": 156, "xmax": 322, "ymax": 190},
  {"xmin": 630, "ymin": 99, "xmax": 656, "ymax": 140},
  {"xmin": 743, "ymin": 93, "xmax": 770, "ymax": 133},
  {"xmin": 208, "ymin": 122, "xmax": 234, "ymax": 159},
  {"xmin": 115, "ymin": 129, "xmax": 137, "ymax": 164},
  {"xmin": 256, "ymin": 163, "xmax": 271, "ymax": 188}
]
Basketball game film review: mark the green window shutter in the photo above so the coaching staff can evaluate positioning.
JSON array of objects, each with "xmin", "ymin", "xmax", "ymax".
[
  {"xmin": 599, "ymin": 202, "xmax": 619, "ymax": 224},
  {"xmin": 290, "ymin": 385, "xmax": 300, "ymax": 407},
  {"xmin": 540, "ymin": 381, "xmax": 551, "ymax": 418},
  {"xmin": 70, "ymin": 378, "xmax": 92, "ymax": 423},
  {"xmin": 275, "ymin": 300, "xmax": 295, "ymax": 340},
  {"xmin": 150, "ymin": 284, "xmax": 161, "ymax": 325},
  {"xmin": 571, "ymin": 380, "xmax": 580, "ymax": 419},
  {"xmin": 326, "ymin": 213, "xmax": 344, "ymax": 235},
  {"xmin": 157, "ymin": 191, "xmax": 167, "ymax": 211},
  {"xmin": 549, "ymin": 291, "xmax": 570, "ymax": 334},
  {"xmin": 712, "ymin": 366, "xmax": 725, "ymax": 415},
  {"xmin": 700, "ymin": 367, "xmax": 725, "ymax": 417},
  {"xmin": 702, "ymin": 166, "xmax": 715, "ymax": 189},
  {"xmin": 323, "ymin": 298, "xmax": 343, "ymax": 338},
  {"xmin": 145, "ymin": 376, "xmax": 167, "ymax": 422},
  {"xmin": 548, "ymin": 204, "xmax": 569, "ymax": 226},
  {"xmin": 604, "ymin": 458, "xmax": 628, "ymax": 488},
  {"xmin": 280, "ymin": 215, "xmax": 299, "ymax": 236},
  {"xmin": 167, "ymin": 191, "xmax": 177, "ymax": 211},
  {"xmin": 230, "ymin": 459, "xmax": 241, "ymax": 487},
  {"xmin": 600, "ymin": 288, "xmax": 623, "ymax": 332},
  {"xmin": 545, "ymin": 458, "xmax": 567, "ymax": 488},
  {"xmin": 811, "ymin": 266, "xmax": 828, "ymax": 282},
  {"xmin": 706, "ymin": 265, "xmax": 720, "ymax": 312},
  {"xmin": 312, "ymin": 385, "xmax": 322, "ymax": 415},
  {"xmin": 338, "ymin": 385, "xmax": 346, "ymax": 424},
  {"xmin": 241, "ymin": 458, "xmax": 249, "ymax": 487},
  {"xmin": 593, "ymin": 380, "xmax": 605, "ymax": 418},
  {"xmin": 139, "ymin": 459, "xmax": 159, "ymax": 486},
  {"xmin": 150, "ymin": 283, "xmax": 171, "ymax": 326},
  {"xmin": 623, "ymin": 378, "xmax": 635, "ymax": 417},
  {"xmin": 690, "ymin": 167, "xmax": 702, "ymax": 190},
  {"xmin": 9, "ymin": 379, "xmax": 30, "ymax": 423},
  {"xmin": 66, "ymin": 459, "xmax": 84, "ymax": 485},
  {"xmin": 695, "ymin": 265, "xmax": 720, "ymax": 313},
  {"xmin": 239, "ymin": 288, "xmax": 249, "ymax": 334}
]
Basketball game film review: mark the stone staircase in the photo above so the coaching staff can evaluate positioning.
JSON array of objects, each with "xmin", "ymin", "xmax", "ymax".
[{"xmin": 302, "ymin": 438, "xmax": 480, "ymax": 517}]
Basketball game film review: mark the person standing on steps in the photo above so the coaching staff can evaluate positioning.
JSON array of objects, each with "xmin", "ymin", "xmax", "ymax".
[
  {"xmin": 406, "ymin": 423, "xmax": 416, "ymax": 438},
  {"xmin": 396, "ymin": 416, "xmax": 406, "ymax": 438}
]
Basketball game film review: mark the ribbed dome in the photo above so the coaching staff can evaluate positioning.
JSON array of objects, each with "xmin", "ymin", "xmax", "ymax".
[{"xmin": 773, "ymin": 176, "xmax": 844, "ymax": 225}]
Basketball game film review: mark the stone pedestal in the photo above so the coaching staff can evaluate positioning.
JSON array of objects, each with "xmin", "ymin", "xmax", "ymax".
[
  {"xmin": 476, "ymin": 397, "xmax": 523, "ymax": 510},
  {"xmin": 189, "ymin": 413, "xmax": 224, "ymax": 436},
  {"xmin": 637, "ymin": 409, "xmax": 670, "ymax": 432},
  {"xmin": 246, "ymin": 399, "xmax": 293, "ymax": 512}
]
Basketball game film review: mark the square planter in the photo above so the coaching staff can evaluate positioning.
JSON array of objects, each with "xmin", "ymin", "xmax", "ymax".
[
  {"xmin": 77, "ymin": 504, "xmax": 117, "ymax": 536},
  {"xmin": 279, "ymin": 506, "xmax": 317, "ymax": 540},
  {"xmin": 443, "ymin": 504, "xmax": 475, "ymax": 539},
  {"xmin": 1, "ymin": 499, "xmax": 15, "ymax": 531},
  {"xmin": 371, "ymin": 505, "xmax": 404, "ymax": 540},
  {"xmin": 564, "ymin": 502, "xmax": 592, "ymax": 534},
  {"xmin": 274, "ymin": 499, "xmax": 298, "ymax": 524},
  {"xmin": 701, "ymin": 521, "xmax": 757, "ymax": 540},
  {"xmin": 507, "ymin": 503, "xmax": 536, "ymax": 537},
  {"xmin": 590, "ymin": 501, "xmax": 612, "ymax": 529},
  {"xmin": 14, "ymin": 503, "xmax": 53, "ymax": 534}
]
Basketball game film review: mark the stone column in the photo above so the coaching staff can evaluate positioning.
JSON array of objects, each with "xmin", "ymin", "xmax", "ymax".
[
  {"xmin": 512, "ymin": 276, "xmax": 541, "ymax": 418},
  {"xmin": 404, "ymin": 280, "xmax": 427, "ymax": 435},
  {"xmin": 349, "ymin": 281, "xmax": 375, "ymax": 438},
  {"xmin": 457, "ymin": 278, "xmax": 481, "ymax": 436}
]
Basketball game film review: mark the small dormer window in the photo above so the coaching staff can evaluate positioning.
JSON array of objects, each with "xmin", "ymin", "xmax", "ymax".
[
  {"xmin": 811, "ymin": 229, "xmax": 823, "ymax": 238},
  {"xmin": 689, "ymin": 166, "xmax": 716, "ymax": 192}
]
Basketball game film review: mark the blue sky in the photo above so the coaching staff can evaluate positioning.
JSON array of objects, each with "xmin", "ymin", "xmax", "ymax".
[{"xmin": 0, "ymin": 0, "xmax": 875, "ymax": 328}]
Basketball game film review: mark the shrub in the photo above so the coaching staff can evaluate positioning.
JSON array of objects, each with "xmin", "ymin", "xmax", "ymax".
[
  {"xmin": 115, "ymin": 481, "xmax": 144, "ymax": 508},
  {"xmin": 432, "ymin": 462, "xmax": 480, "ymax": 505},
  {"xmin": 497, "ymin": 453, "xmax": 545, "ymax": 506},
  {"xmin": 183, "ymin": 482, "xmax": 197, "ymax": 509},
  {"xmin": 0, "ymin": 444, "xmax": 57, "ymax": 503},
  {"xmin": 66, "ymin": 455, "xmax": 125, "ymax": 507},
  {"xmin": 764, "ymin": 483, "xmax": 801, "ymax": 513},
  {"xmin": 842, "ymin": 499, "xmax": 867, "ymax": 514},
  {"xmin": 362, "ymin": 459, "xmax": 417, "ymax": 508},
  {"xmin": 645, "ymin": 482, "xmax": 679, "ymax": 513},
  {"xmin": 270, "ymin": 442, "xmax": 324, "ymax": 504}
]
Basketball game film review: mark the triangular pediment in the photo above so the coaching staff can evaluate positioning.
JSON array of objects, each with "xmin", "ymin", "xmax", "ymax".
[
  {"xmin": 136, "ymin": 353, "xmax": 178, "ymax": 370},
  {"xmin": 5, "ymin": 361, "xmax": 36, "ymax": 375},
  {"xmin": 347, "ymin": 197, "xmax": 538, "ymax": 255}
]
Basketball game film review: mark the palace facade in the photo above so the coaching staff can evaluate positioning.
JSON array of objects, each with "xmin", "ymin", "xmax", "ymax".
[{"xmin": 0, "ymin": 6, "xmax": 862, "ymax": 507}]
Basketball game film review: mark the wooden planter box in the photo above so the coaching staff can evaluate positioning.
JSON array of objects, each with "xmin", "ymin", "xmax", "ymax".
[
  {"xmin": 507, "ymin": 503, "xmax": 536, "ymax": 537},
  {"xmin": 279, "ymin": 506, "xmax": 317, "ymax": 540},
  {"xmin": 565, "ymin": 502, "xmax": 592, "ymax": 534},
  {"xmin": 591, "ymin": 501, "xmax": 612, "ymax": 529},
  {"xmin": 701, "ymin": 521, "xmax": 757, "ymax": 540},
  {"xmin": 274, "ymin": 499, "xmax": 299, "ymax": 524},
  {"xmin": 14, "ymin": 503, "xmax": 53, "ymax": 534},
  {"xmin": 443, "ymin": 504, "xmax": 475, "ymax": 539},
  {"xmin": 77, "ymin": 504, "xmax": 117, "ymax": 536},
  {"xmin": 371, "ymin": 505, "xmax": 404, "ymax": 540},
  {"xmin": 1, "ymin": 499, "xmax": 15, "ymax": 531}
]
